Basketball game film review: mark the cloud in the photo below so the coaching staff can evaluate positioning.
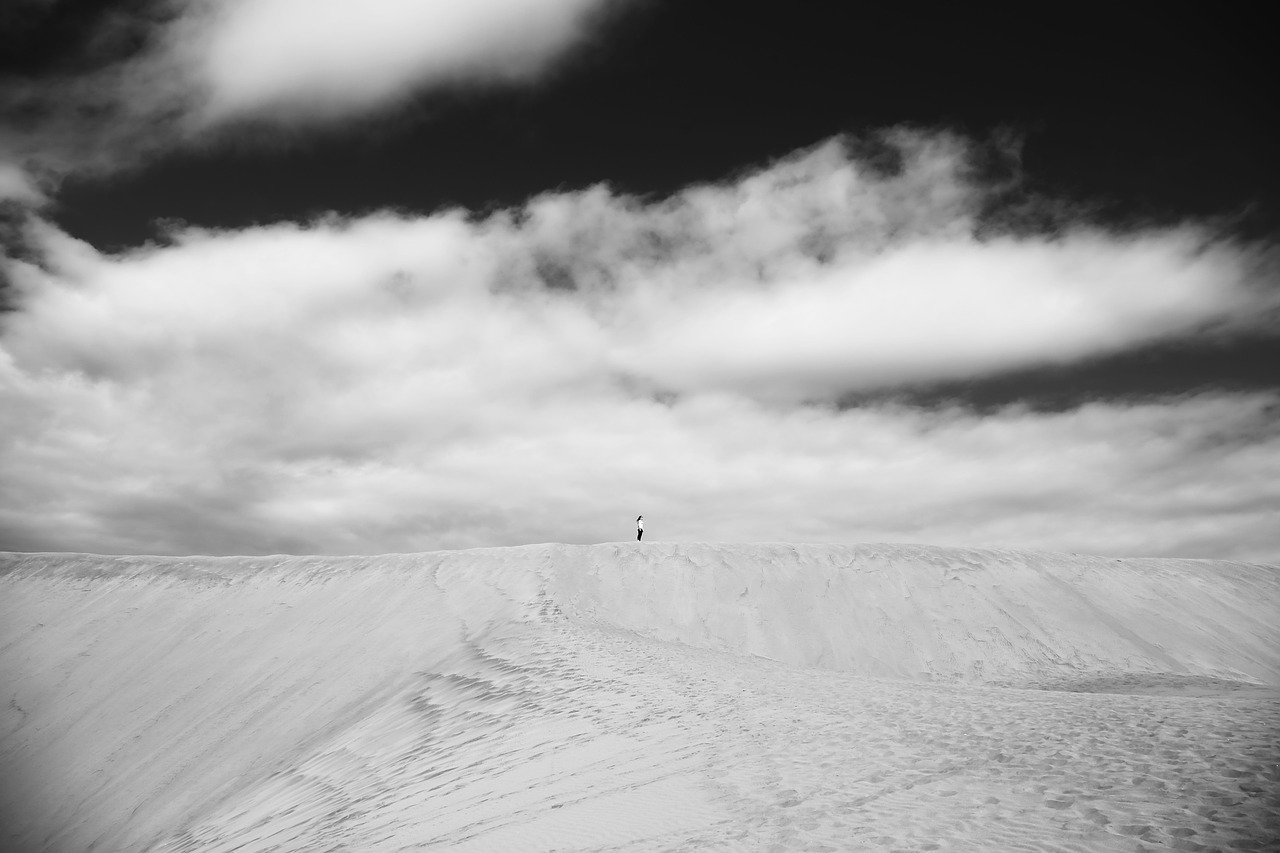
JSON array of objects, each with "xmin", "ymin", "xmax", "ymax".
[
  {"xmin": 1, "ymin": 131, "xmax": 1278, "ymax": 559},
  {"xmin": 609, "ymin": 233, "xmax": 1259, "ymax": 401},
  {"xmin": 0, "ymin": 0, "xmax": 628, "ymax": 189},
  {"xmin": 0, "ymin": 162, "xmax": 45, "ymax": 205},
  {"xmin": 499, "ymin": 134, "xmax": 1275, "ymax": 402},
  {"xmin": 186, "ymin": 0, "xmax": 623, "ymax": 124}
]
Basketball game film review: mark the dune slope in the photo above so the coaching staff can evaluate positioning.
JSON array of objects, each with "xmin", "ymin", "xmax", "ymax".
[{"xmin": 2, "ymin": 542, "xmax": 1277, "ymax": 852}]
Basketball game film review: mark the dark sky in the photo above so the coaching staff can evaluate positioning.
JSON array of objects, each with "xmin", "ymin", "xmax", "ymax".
[
  {"xmin": 1, "ymin": 0, "xmax": 1278, "ymax": 559},
  {"xmin": 44, "ymin": 1, "xmax": 1277, "ymax": 406},
  {"xmin": 38, "ymin": 2, "xmax": 1276, "ymax": 249}
]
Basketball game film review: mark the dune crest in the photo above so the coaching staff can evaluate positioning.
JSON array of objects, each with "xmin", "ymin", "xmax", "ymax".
[
  {"xmin": 3, "ymin": 543, "xmax": 1277, "ymax": 852},
  {"xmin": 549, "ymin": 542, "xmax": 1280, "ymax": 686}
]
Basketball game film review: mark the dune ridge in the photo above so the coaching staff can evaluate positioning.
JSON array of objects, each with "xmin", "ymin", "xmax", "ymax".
[{"xmin": 2, "ymin": 542, "xmax": 1278, "ymax": 852}]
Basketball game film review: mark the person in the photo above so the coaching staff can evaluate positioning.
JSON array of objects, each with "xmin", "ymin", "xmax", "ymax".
[{"xmin": 636, "ymin": 515, "xmax": 644, "ymax": 541}]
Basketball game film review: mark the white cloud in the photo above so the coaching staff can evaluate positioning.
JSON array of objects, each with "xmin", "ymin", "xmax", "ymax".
[
  {"xmin": 185, "ymin": 0, "xmax": 619, "ymax": 123},
  {"xmin": 0, "ymin": 0, "xmax": 628, "ymax": 185},
  {"xmin": 1, "ymin": 132, "xmax": 1277, "ymax": 559},
  {"xmin": 618, "ymin": 231, "xmax": 1257, "ymax": 401},
  {"xmin": 497, "ymin": 135, "xmax": 1274, "ymax": 402}
]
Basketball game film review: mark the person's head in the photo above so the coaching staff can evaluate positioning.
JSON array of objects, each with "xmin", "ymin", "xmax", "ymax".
[{"xmin": 637, "ymin": 515, "xmax": 643, "ymax": 521}]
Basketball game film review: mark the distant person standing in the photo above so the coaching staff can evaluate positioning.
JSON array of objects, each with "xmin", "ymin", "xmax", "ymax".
[{"xmin": 636, "ymin": 515, "xmax": 644, "ymax": 541}]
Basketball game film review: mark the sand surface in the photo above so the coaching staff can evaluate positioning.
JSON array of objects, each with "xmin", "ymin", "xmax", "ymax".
[{"xmin": 1, "ymin": 542, "xmax": 1277, "ymax": 852}]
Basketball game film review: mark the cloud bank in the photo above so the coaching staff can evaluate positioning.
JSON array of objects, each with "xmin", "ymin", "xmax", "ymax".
[{"xmin": 2, "ymin": 132, "xmax": 1278, "ymax": 559}]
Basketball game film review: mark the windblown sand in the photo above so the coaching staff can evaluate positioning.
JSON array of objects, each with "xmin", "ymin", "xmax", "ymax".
[{"xmin": 2, "ymin": 543, "xmax": 1277, "ymax": 852}]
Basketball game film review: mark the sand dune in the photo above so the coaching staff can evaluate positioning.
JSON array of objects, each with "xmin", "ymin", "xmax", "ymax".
[{"xmin": 2, "ymin": 542, "xmax": 1277, "ymax": 852}]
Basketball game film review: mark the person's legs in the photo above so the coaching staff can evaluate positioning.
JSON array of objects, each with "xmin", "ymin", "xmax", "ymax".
[{"xmin": 637, "ymin": 529, "xmax": 643, "ymax": 541}]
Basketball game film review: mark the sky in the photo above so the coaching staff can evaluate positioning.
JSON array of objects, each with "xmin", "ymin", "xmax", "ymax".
[{"xmin": 1, "ymin": 1, "xmax": 1277, "ymax": 561}]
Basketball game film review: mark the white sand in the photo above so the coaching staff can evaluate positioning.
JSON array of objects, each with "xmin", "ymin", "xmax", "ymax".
[{"xmin": 2, "ymin": 542, "xmax": 1277, "ymax": 852}]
